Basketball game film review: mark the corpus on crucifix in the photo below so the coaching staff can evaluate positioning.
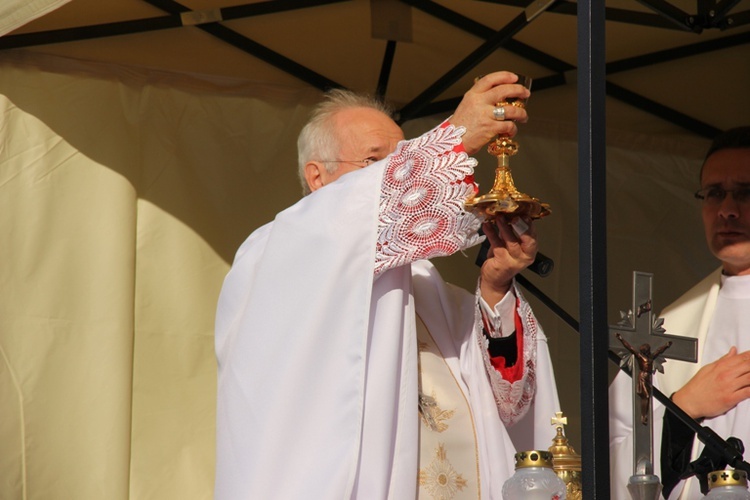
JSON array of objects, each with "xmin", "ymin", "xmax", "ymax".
[{"xmin": 615, "ymin": 332, "xmax": 672, "ymax": 425}]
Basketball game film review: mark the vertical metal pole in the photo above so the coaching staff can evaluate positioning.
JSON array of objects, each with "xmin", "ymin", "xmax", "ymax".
[{"xmin": 578, "ymin": 0, "xmax": 610, "ymax": 497}]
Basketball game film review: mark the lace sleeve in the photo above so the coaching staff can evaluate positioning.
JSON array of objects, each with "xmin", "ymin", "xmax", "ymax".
[
  {"xmin": 374, "ymin": 124, "xmax": 483, "ymax": 275},
  {"xmin": 476, "ymin": 282, "xmax": 537, "ymax": 426}
]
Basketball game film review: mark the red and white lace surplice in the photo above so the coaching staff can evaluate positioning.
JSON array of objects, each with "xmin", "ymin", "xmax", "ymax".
[
  {"xmin": 375, "ymin": 124, "xmax": 482, "ymax": 274},
  {"xmin": 371, "ymin": 122, "xmax": 537, "ymax": 426}
]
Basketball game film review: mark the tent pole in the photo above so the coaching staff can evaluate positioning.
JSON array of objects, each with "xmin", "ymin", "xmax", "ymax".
[{"xmin": 577, "ymin": 0, "xmax": 610, "ymax": 497}]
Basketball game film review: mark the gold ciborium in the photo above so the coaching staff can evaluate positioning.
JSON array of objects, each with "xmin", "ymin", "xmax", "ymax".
[{"xmin": 465, "ymin": 75, "xmax": 551, "ymax": 219}]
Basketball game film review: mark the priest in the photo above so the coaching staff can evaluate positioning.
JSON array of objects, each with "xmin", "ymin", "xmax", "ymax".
[{"xmin": 214, "ymin": 72, "xmax": 561, "ymax": 499}]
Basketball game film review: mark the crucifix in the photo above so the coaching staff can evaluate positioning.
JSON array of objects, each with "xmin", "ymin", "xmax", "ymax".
[{"xmin": 609, "ymin": 271, "xmax": 698, "ymax": 499}]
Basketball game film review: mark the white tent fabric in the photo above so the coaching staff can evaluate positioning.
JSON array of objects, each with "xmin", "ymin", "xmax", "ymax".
[
  {"xmin": 0, "ymin": 0, "xmax": 70, "ymax": 37},
  {"xmin": 0, "ymin": 50, "xmax": 719, "ymax": 499}
]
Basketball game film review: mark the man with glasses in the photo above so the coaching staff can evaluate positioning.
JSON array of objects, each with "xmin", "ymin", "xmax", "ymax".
[
  {"xmin": 610, "ymin": 126, "xmax": 750, "ymax": 499},
  {"xmin": 214, "ymin": 73, "xmax": 561, "ymax": 499}
]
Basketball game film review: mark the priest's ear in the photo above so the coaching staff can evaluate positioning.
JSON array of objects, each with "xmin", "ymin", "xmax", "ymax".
[{"xmin": 303, "ymin": 161, "xmax": 327, "ymax": 193}]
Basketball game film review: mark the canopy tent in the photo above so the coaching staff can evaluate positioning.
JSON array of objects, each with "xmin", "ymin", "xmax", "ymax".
[
  {"xmin": 1, "ymin": 1, "xmax": 749, "ymax": 499},
  {"xmin": 2, "ymin": 0, "xmax": 749, "ymax": 133}
]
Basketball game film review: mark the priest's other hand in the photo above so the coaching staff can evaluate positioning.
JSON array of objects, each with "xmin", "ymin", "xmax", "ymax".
[
  {"xmin": 450, "ymin": 71, "xmax": 529, "ymax": 156},
  {"xmin": 479, "ymin": 215, "xmax": 537, "ymax": 309},
  {"xmin": 671, "ymin": 346, "xmax": 750, "ymax": 420}
]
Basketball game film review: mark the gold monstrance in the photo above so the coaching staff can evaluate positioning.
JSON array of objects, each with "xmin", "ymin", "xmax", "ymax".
[{"xmin": 465, "ymin": 75, "xmax": 551, "ymax": 219}]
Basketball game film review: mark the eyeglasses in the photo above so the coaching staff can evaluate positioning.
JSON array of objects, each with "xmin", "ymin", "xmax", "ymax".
[
  {"xmin": 694, "ymin": 186, "xmax": 750, "ymax": 205},
  {"xmin": 319, "ymin": 157, "xmax": 378, "ymax": 168}
]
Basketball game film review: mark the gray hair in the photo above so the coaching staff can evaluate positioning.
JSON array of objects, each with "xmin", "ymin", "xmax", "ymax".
[{"xmin": 297, "ymin": 88, "xmax": 394, "ymax": 196}]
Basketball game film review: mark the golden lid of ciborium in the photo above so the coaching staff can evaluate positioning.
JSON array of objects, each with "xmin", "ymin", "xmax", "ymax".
[{"xmin": 548, "ymin": 411, "xmax": 582, "ymax": 500}]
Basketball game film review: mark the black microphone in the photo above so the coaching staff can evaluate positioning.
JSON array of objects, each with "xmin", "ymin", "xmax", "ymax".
[
  {"xmin": 528, "ymin": 252, "xmax": 554, "ymax": 277},
  {"xmin": 474, "ymin": 237, "xmax": 554, "ymax": 278}
]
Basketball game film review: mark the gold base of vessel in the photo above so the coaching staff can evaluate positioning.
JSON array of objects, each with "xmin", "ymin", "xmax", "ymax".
[{"xmin": 465, "ymin": 137, "xmax": 551, "ymax": 219}]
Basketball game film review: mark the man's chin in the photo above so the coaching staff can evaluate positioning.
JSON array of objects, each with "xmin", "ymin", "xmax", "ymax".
[{"xmin": 713, "ymin": 241, "xmax": 750, "ymax": 272}]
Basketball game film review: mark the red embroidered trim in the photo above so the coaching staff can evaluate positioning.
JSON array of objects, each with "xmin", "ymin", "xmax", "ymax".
[{"xmin": 488, "ymin": 298, "xmax": 525, "ymax": 383}]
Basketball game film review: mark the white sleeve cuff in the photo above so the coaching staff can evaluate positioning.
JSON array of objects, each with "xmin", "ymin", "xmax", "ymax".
[{"xmin": 478, "ymin": 288, "xmax": 516, "ymax": 338}]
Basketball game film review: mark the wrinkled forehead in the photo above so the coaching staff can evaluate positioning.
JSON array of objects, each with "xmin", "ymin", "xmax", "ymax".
[
  {"xmin": 701, "ymin": 148, "xmax": 750, "ymax": 186},
  {"xmin": 332, "ymin": 108, "xmax": 404, "ymax": 156}
]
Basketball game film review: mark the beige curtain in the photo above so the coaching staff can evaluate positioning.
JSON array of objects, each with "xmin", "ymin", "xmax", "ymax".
[
  {"xmin": 0, "ymin": 50, "xmax": 716, "ymax": 498},
  {"xmin": 0, "ymin": 51, "xmax": 320, "ymax": 500},
  {"xmin": 0, "ymin": 0, "xmax": 71, "ymax": 37}
]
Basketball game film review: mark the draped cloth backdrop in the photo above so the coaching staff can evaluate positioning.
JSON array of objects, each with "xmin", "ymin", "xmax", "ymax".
[
  {"xmin": 0, "ymin": 0, "xmax": 71, "ymax": 37},
  {"xmin": 0, "ymin": 50, "xmax": 716, "ymax": 499}
]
